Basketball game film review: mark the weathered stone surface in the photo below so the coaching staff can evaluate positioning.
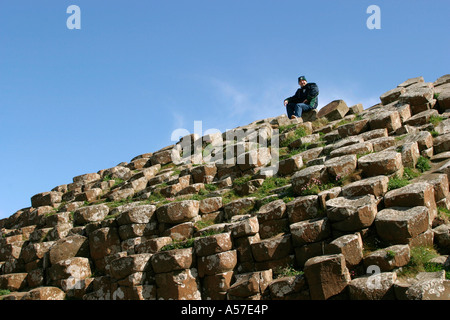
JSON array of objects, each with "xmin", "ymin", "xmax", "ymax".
[
  {"xmin": 258, "ymin": 219, "xmax": 289, "ymax": 239},
  {"xmin": 433, "ymin": 224, "xmax": 450, "ymax": 254},
  {"xmin": 288, "ymin": 134, "xmax": 320, "ymax": 149},
  {"xmin": 348, "ymin": 272, "xmax": 397, "ymax": 300},
  {"xmin": 399, "ymin": 86, "xmax": 434, "ymax": 113},
  {"xmin": 398, "ymin": 76, "xmax": 424, "ymax": 88},
  {"xmin": 380, "ymin": 87, "xmax": 406, "ymax": 105},
  {"xmin": 110, "ymin": 284, "xmax": 156, "ymax": 300},
  {"xmin": 268, "ymin": 274, "xmax": 308, "ymax": 300},
  {"xmin": 404, "ymin": 109, "xmax": 439, "ymax": 127},
  {"xmin": 384, "ymin": 182, "xmax": 436, "ymax": 222},
  {"xmin": 234, "ymin": 179, "xmax": 264, "ymax": 196},
  {"xmin": 317, "ymin": 100, "xmax": 349, "ymax": 121},
  {"xmin": 325, "ymin": 154, "xmax": 357, "ymax": 178},
  {"xmin": 291, "ymin": 165, "xmax": 328, "ymax": 195},
  {"xmin": 368, "ymin": 137, "xmax": 396, "ymax": 153},
  {"xmin": 73, "ymin": 204, "xmax": 110, "ymax": 225},
  {"xmin": 151, "ymin": 248, "xmax": 195, "ymax": 273},
  {"xmin": 156, "ymin": 200, "xmax": 199, "ymax": 224},
  {"xmin": 199, "ymin": 197, "xmax": 223, "ymax": 214},
  {"xmin": 329, "ymin": 142, "xmax": 373, "ymax": 158},
  {"xmin": 0, "ymin": 240, "xmax": 24, "ymax": 262},
  {"xmin": 256, "ymin": 199, "xmax": 287, "ymax": 222},
  {"xmin": 332, "ymin": 136, "xmax": 364, "ymax": 150},
  {"xmin": 341, "ymin": 175, "xmax": 389, "ymax": 198},
  {"xmin": 227, "ymin": 270, "xmax": 272, "ymax": 298},
  {"xmin": 304, "ymin": 254, "xmax": 351, "ymax": 300},
  {"xmin": 326, "ymin": 195, "xmax": 378, "ymax": 232},
  {"xmin": 278, "ymin": 154, "xmax": 303, "ymax": 176},
  {"xmin": 101, "ymin": 165, "xmax": 133, "ymax": 181},
  {"xmin": 234, "ymin": 233, "xmax": 260, "ymax": 263},
  {"xmin": 21, "ymin": 286, "xmax": 66, "ymax": 300},
  {"xmin": 110, "ymin": 254, "xmax": 152, "ymax": 280},
  {"xmin": 119, "ymin": 223, "xmax": 155, "ymax": 240},
  {"xmin": 228, "ymin": 216, "xmax": 259, "ymax": 238},
  {"xmin": 223, "ymin": 197, "xmax": 256, "ymax": 220},
  {"xmin": 435, "ymin": 119, "xmax": 450, "ymax": 136},
  {"xmin": 20, "ymin": 241, "xmax": 54, "ymax": 264},
  {"xmin": 400, "ymin": 142, "xmax": 421, "ymax": 168},
  {"xmin": 317, "ymin": 187, "xmax": 341, "ymax": 209},
  {"xmin": 363, "ymin": 244, "xmax": 410, "ymax": 272},
  {"xmin": 135, "ymin": 237, "xmax": 173, "ymax": 254},
  {"xmin": 348, "ymin": 103, "xmax": 364, "ymax": 115},
  {"xmin": 415, "ymin": 173, "xmax": 449, "ymax": 202},
  {"xmin": 0, "ymin": 273, "xmax": 28, "ymax": 291},
  {"xmin": 437, "ymin": 90, "xmax": 450, "ymax": 112},
  {"xmin": 89, "ymin": 227, "xmax": 121, "ymax": 261},
  {"xmin": 190, "ymin": 164, "xmax": 217, "ymax": 184},
  {"xmin": 75, "ymin": 188, "xmax": 102, "ymax": 203},
  {"xmin": 434, "ymin": 133, "xmax": 450, "ymax": 154},
  {"xmin": 402, "ymin": 131, "xmax": 433, "ymax": 152},
  {"xmin": 155, "ymin": 268, "xmax": 201, "ymax": 300},
  {"xmin": 360, "ymin": 128, "xmax": 388, "ymax": 141},
  {"xmin": 369, "ymin": 110, "xmax": 402, "ymax": 133},
  {"xmin": 405, "ymin": 278, "xmax": 450, "ymax": 300},
  {"xmin": 163, "ymin": 222, "xmax": 195, "ymax": 241},
  {"xmin": 116, "ymin": 205, "xmax": 156, "ymax": 225},
  {"xmin": 150, "ymin": 148, "xmax": 178, "ymax": 166},
  {"xmin": 337, "ymin": 119, "xmax": 369, "ymax": 138},
  {"xmin": 236, "ymin": 147, "xmax": 271, "ymax": 171},
  {"xmin": 298, "ymin": 147, "xmax": 324, "ymax": 163},
  {"xmin": 358, "ymin": 151, "xmax": 403, "ymax": 177},
  {"xmin": 73, "ymin": 172, "xmax": 101, "ymax": 184},
  {"xmin": 325, "ymin": 233, "xmax": 363, "ymax": 267},
  {"xmin": 375, "ymin": 207, "xmax": 430, "ymax": 244},
  {"xmin": 198, "ymin": 250, "xmax": 237, "ymax": 277},
  {"xmin": 194, "ymin": 232, "xmax": 233, "ymax": 257},
  {"xmin": 202, "ymin": 271, "xmax": 234, "ymax": 300},
  {"xmin": 290, "ymin": 217, "xmax": 331, "ymax": 247},
  {"xmin": 251, "ymin": 234, "xmax": 293, "ymax": 262},
  {"xmin": 286, "ymin": 195, "xmax": 321, "ymax": 224},
  {"xmin": 31, "ymin": 191, "xmax": 62, "ymax": 208},
  {"xmin": 45, "ymin": 212, "xmax": 71, "ymax": 228},
  {"xmin": 49, "ymin": 235, "xmax": 89, "ymax": 265},
  {"xmin": 48, "ymin": 257, "xmax": 91, "ymax": 284}
]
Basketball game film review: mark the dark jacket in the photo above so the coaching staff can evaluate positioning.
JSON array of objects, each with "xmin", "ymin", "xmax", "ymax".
[{"xmin": 285, "ymin": 82, "xmax": 319, "ymax": 109}]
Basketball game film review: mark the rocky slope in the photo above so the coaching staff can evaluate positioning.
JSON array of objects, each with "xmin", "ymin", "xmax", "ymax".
[{"xmin": 1, "ymin": 75, "xmax": 450, "ymax": 300}]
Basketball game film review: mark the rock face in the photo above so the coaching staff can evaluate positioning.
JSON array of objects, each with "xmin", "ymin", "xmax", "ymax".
[{"xmin": 1, "ymin": 74, "xmax": 450, "ymax": 301}]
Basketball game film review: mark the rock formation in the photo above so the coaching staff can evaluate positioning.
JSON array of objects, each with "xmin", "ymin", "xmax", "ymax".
[{"xmin": 1, "ymin": 75, "xmax": 450, "ymax": 300}]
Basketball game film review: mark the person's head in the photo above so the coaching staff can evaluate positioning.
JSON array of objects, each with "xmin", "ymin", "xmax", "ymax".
[{"xmin": 298, "ymin": 76, "xmax": 307, "ymax": 87}]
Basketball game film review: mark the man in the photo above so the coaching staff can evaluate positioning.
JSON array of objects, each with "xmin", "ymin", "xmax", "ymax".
[{"xmin": 284, "ymin": 76, "xmax": 319, "ymax": 119}]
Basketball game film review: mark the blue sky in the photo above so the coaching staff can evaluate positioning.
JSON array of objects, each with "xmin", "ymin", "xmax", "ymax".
[{"xmin": 0, "ymin": 0, "xmax": 449, "ymax": 220}]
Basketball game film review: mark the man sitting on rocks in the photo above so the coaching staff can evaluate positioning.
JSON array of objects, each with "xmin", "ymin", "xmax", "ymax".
[{"xmin": 284, "ymin": 76, "xmax": 319, "ymax": 119}]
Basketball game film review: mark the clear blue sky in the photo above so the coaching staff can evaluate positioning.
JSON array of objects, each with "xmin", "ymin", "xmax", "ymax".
[{"xmin": 1, "ymin": 0, "xmax": 449, "ymax": 220}]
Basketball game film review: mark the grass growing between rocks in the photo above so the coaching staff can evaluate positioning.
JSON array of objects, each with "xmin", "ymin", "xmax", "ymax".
[
  {"xmin": 106, "ymin": 196, "xmax": 137, "ymax": 208},
  {"xmin": 397, "ymin": 246, "xmax": 450, "ymax": 280},
  {"xmin": 416, "ymin": 156, "xmax": 431, "ymax": 173},
  {"xmin": 0, "ymin": 290, "xmax": 11, "ymax": 296},
  {"xmin": 430, "ymin": 115, "xmax": 445, "ymax": 127},
  {"xmin": 280, "ymin": 127, "xmax": 309, "ymax": 148},
  {"xmin": 297, "ymin": 175, "xmax": 346, "ymax": 196},
  {"xmin": 387, "ymin": 157, "xmax": 431, "ymax": 191},
  {"xmin": 273, "ymin": 265, "xmax": 304, "ymax": 279},
  {"xmin": 160, "ymin": 238, "xmax": 196, "ymax": 251},
  {"xmin": 279, "ymin": 143, "xmax": 316, "ymax": 161},
  {"xmin": 437, "ymin": 206, "xmax": 450, "ymax": 224},
  {"xmin": 387, "ymin": 176, "xmax": 410, "ymax": 191},
  {"xmin": 332, "ymin": 114, "xmax": 364, "ymax": 130},
  {"xmin": 312, "ymin": 118, "xmax": 329, "ymax": 131}
]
